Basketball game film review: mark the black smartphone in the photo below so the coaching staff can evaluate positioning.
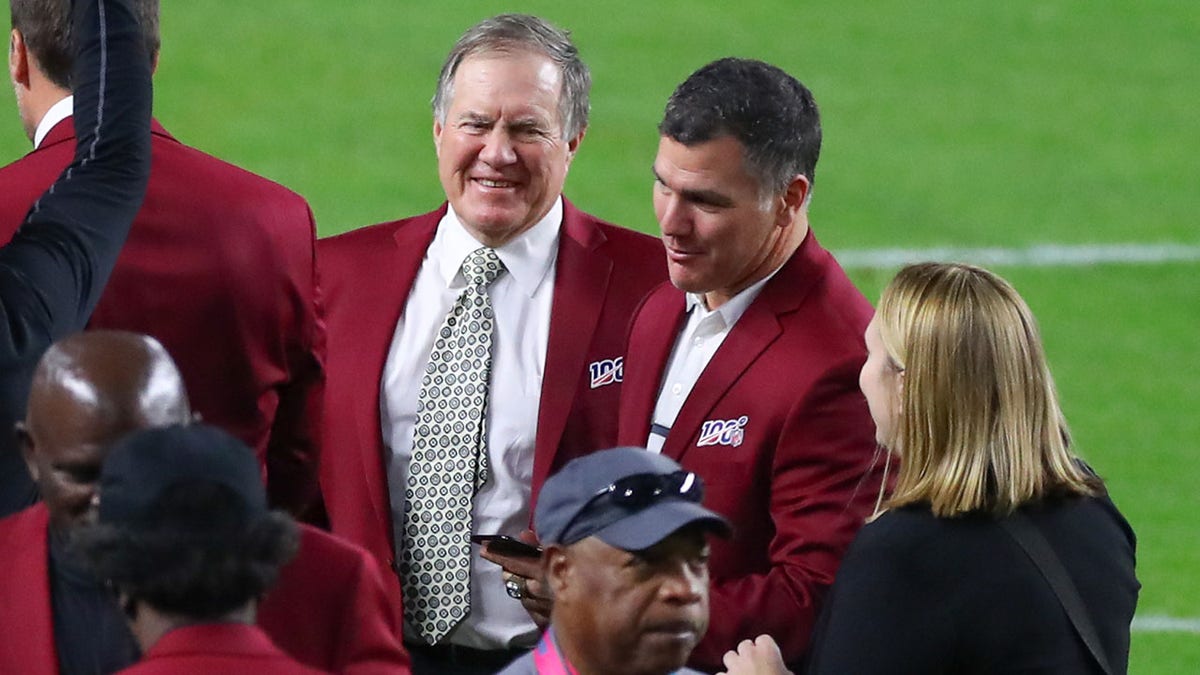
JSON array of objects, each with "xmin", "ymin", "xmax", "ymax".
[{"xmin": 470, "ymin": 534, "xmax": 543, "ymax": 558}]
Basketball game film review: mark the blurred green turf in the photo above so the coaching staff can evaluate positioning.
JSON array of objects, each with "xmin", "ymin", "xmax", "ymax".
[{"xmin": 3, "ymin": 0, "xmax": 1196, "ymax": 669}]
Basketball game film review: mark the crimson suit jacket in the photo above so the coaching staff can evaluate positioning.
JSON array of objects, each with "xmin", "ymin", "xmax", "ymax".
[
  {"xmin": 0, "ymin": 118, "xmax": 324, "ymax": 516},
  {"xmin": 318, "ymin": 200, "xmax": 666, "ymax": 608},
  {"xmin": 617, "ymin": 231, "xmax": 884, "ymax": 670},
  {"xmin": 0, "ymin": 504, "xmax": 409, "ymax": 674},
  {"xmin": 118, "ymin": 624, "xmax": 328, "ymax": 674}
]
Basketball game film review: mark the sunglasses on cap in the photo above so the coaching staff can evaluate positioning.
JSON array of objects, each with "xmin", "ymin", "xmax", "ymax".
[{"xmin": 559, "ymin": 470, "xmax": 704, "ymax": 542}]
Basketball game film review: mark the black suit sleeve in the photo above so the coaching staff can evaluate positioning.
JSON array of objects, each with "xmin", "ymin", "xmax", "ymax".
[
  {"xmin": 0, "ymin": 0, "xmax": 151, "ymax": 364},
  {"xmin": 0, "ymin": 0, "xmax": 151, "ymax": 515}
]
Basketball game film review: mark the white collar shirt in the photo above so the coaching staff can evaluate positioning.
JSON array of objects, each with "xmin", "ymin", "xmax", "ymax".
[
  {"xmin": 646, "ymin": 266, "xmax": 782, "ymax": 454},
  {"xmin": 380, "ymin": 197, "xmax": 561, "ymax": 649},
  {"xmin": 34, "ymin": 96, "xmax": 74, "ymax": 149}
]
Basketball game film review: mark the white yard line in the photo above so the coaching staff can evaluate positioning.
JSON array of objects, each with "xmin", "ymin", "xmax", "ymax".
[
  {"xmin": 1132, "ymin": 614, "xmax": 1200, "ymax": 634},
  {"xmin": 835, "ymin": 243, "xmax": 1200, "ymax": 269}
]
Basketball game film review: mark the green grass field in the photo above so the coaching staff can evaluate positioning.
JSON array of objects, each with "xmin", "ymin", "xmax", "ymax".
[{"xmin": 3, "ymin": 1, "xmax": 1196, "ymax": 671}]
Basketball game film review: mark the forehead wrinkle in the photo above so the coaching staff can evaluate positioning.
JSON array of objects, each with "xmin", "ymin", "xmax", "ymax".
[{"xmin": 452, "ymin": 53, "xmax": 563, "ymax": 128}]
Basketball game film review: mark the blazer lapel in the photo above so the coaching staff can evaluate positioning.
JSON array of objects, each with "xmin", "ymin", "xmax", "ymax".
[
  {"xmin": 530, "ymin": 201, "xmax": 612, "ymax": 497},
  {"xmin": 617, "ymin": 289, "xmax": 686, "ymax": 444},
  {"xmin": 660, "ymin": 238, "xmax": 824, "ymax": 463},
  {"xmin": 351, "ymin": 212, "xmax": 440, "ymax": 535},
  {"xmin": 662, "ymin": 302, "xmax": 782, "ymax": 463}
]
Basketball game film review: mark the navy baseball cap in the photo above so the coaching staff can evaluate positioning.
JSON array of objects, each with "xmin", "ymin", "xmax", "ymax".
[
  {"xmin": 535, "ymin": 447, "xmax": 731, "ymax": 550},
  {"xmin": 98, "ymin": 424, "xmax": 267, "ymax": 527}
]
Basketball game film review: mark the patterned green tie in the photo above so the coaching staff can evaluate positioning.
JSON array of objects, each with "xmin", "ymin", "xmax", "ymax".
[{"xmin": 401, "ymin": 246, "xmax": 506, "ymax": 644}]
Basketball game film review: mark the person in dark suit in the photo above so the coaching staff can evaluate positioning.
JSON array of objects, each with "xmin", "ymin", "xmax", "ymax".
[
  {"xmin": 318, "ymin": 14, "xmax": 666, "ymax": 673},
  {"xmin": 0, "ymin": 0, "xmax": 150, "ymax": 515},
  {"xmin": 1, "ymin": 0, "xmax": 324, "ymax": 519},
  {"xmin": 0, "ymin": 331, "xmax": 410, "ymax": 674},
  {"xmin": 719, "ymin": 263, "xmax": 1139, "ymax": 675},
  {"xmin": 615, "ymin": 58, "xmax": 885, "ymax": 670},
  {"xmin": 72, "ymin": 424, "xmax": 326, "ymax": 675}
]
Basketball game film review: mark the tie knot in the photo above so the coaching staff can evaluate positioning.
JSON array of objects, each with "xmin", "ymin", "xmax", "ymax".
[{"xmin": 462, "ymin": 247, "xmax": 506, "ymax": 289}]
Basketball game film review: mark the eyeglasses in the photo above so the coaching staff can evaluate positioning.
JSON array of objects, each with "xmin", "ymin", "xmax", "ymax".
[{"xmin": 558, "ymin": 470, "xmax": 704, "ymax": 543}]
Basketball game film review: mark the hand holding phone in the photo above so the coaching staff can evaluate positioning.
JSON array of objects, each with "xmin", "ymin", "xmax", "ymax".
[{"xmin": 470, "ymin": 534, "xmax": 543, "ymax": 558}]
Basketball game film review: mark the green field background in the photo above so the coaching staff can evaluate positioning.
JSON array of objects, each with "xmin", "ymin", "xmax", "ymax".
[{"xmin": 3, "ymin": 1, "xmax": 1196, "ymax": 671}]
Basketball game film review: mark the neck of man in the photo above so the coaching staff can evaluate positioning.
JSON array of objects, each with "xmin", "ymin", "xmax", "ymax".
[
  {"xmin": 130, "ymin": 599, "xmax": 257, "ymax": 654},
  {"xmin": 550, "ymin": 617, "xmax": 605, "ymax": 675},
  {"xmin": 551, "ymin": 619, "xmax": 671, "ymax": 675},
  {"xmin": 19, "ymin": 68, "xmax": 70, "ymax": 144},
  {"xmin": 703, "ymin": 212, "xmax": 809, "ymax": 310}
]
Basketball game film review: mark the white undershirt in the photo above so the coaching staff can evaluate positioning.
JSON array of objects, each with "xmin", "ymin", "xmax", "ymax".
[
  {"xmin": 380, "ymin": 198, "xmax": 560, "ymax": 649},
  {"xmin": 646, "ymin": 267, "xmax": 782, "ymax": 454},
  {"xmin": 34, "ymin": 95, "xmax": 73, "ymax": 149}
]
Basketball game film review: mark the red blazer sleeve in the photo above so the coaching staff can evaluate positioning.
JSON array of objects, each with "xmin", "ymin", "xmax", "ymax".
[
  {"xmin": 265, "ymin": 203, "xmax": 327, "ymax": 519},
  {"xmin": 259, "ymin": 526, "xmax": 410, "ymax": 674}
]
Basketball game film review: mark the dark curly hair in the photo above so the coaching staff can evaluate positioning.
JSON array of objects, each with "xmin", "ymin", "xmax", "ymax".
[{"xmin": 73, "ymin": 481, "xmax": 299, "ymax": 620}]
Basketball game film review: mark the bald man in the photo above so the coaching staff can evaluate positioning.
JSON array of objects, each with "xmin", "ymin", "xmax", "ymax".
[{"xmin": 0, "ymin": 331, "xmax": 409, "ymax": 675}]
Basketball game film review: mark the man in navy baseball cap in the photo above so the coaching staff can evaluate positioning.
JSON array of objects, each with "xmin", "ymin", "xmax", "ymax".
[{"xmin": 499, "ymin": 447, "xmax": 730, "ymax": 675}]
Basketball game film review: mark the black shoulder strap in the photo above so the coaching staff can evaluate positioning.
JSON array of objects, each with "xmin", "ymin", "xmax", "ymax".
[{"xmin": 998, "ymin": 514, "xmax": 1114, "ymax": 675}]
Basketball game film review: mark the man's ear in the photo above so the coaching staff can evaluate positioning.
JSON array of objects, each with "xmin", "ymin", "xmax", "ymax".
[
  {"xmin": 9, "ymin": 29, "xmax": 31, "ymax": 89},
  {"xmin": 14, "ymin": 421, "xmax": 40, "ymax": 482},
  {"xmin": 564, "ymin": 125, "xmax": 586, "ymax": 164},
  {"xmin": 432, "ymin": 117, "xmax": 444, "ymax": 158},
  {"xmin": 774, "ymin": 174, "xmax": 811, "ymax": 228},
  {"xmin": 544, "ymin": 544, "xmax": 571, "ymax": 598}
]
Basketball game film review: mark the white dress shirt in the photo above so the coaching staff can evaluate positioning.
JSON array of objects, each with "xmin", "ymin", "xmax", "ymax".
[
  {"xmin": 380, "ymin": 198, "xmax": 561, "ymax": 649},
  {"xmin": 646, "ymin": 268, "xmax": 782, "ymax": 454},
  {"xmin": 34, "ymin": 96, "xmax": 74, "ymax": 149}
]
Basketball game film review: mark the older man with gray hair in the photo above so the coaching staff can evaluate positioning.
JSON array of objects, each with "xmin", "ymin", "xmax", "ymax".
[{"xmin": 319, "ymin": 14, "xmax": 666, "ymax": 674}]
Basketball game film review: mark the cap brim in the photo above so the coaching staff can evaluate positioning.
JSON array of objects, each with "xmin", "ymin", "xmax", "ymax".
[{"xmin": 591, "ymin": 500, "xmax": 731, "ymax": 551}]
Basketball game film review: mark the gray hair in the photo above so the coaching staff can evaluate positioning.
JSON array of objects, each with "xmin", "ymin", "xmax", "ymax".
[{"xmin": 431, "ymin": 14, "xmax": 590, "ymax": 141}]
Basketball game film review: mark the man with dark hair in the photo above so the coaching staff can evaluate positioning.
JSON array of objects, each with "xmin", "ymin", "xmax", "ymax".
[
  {"xmin": 498, "ymin": 447, "xmax": 728, "ymax": 675},
  {"xmin": 0, "ymin": 331, "xmax": 409, "ymax": 674},
  {"xmin": 73, "ymin": 424, "xmax": 322, "ymax": 674},
  {"xmin": 1, "ymin": 0, "xmax": 324, "ymax": 520},
  {"xmin": 319, "ymin": 14, "xmax": 665, "ymax": 672},
  {"xmin": 616, "ymin": 58, "xmax": 884, "ymax": 669}
]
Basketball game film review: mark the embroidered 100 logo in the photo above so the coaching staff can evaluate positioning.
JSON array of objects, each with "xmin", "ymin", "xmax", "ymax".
[
  {"xmin": 697, "ymin": 416, "xmax": 748, "ymax": 447},
  {"xmin": 589, "ymin": 357, "xmax": 623, "ymax": 389}
]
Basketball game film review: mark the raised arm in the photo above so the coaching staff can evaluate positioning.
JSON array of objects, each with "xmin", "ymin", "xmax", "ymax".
[{"xmin": 0, "ymin": 0, "xmax": 151, "ymax": 366}]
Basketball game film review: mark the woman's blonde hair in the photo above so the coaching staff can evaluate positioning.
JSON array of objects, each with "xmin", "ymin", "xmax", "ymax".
[{"xmin": 877, "ymin": 262, "xmax": 1099, "ymax": 517}]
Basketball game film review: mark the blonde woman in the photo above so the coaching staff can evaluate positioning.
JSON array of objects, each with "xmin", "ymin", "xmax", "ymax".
[{"xmin": 720, "ymin": 263, "xmax": 1139, "ymax": 675}]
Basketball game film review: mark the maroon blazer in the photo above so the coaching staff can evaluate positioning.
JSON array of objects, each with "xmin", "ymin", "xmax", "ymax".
[
  {"xmin": 0, "ymin": 505, "xmax": 408, "ymax": 674},
  {"xmin": 617, "ymin": 232, "xmax": 884, "ymax": 670},
  {"xmin": 0, "ymin": 118, "xmax": 325, "ymax": 515},
  {"xmin": 259, "ymin": 525, "xmax": 411, "ymax": 674},
  {"xmin": 118, "ymin": 624, "xmax": 328, "ymax": 674},
  {"xmin": 318, "ymin": 200, "xmax": 666, "ymax": 609}
]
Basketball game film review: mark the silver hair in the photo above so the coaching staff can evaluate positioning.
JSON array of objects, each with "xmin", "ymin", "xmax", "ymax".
[{"xmin": 431, "ymin": 14, "xmax": 590, "ymax": 141}]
